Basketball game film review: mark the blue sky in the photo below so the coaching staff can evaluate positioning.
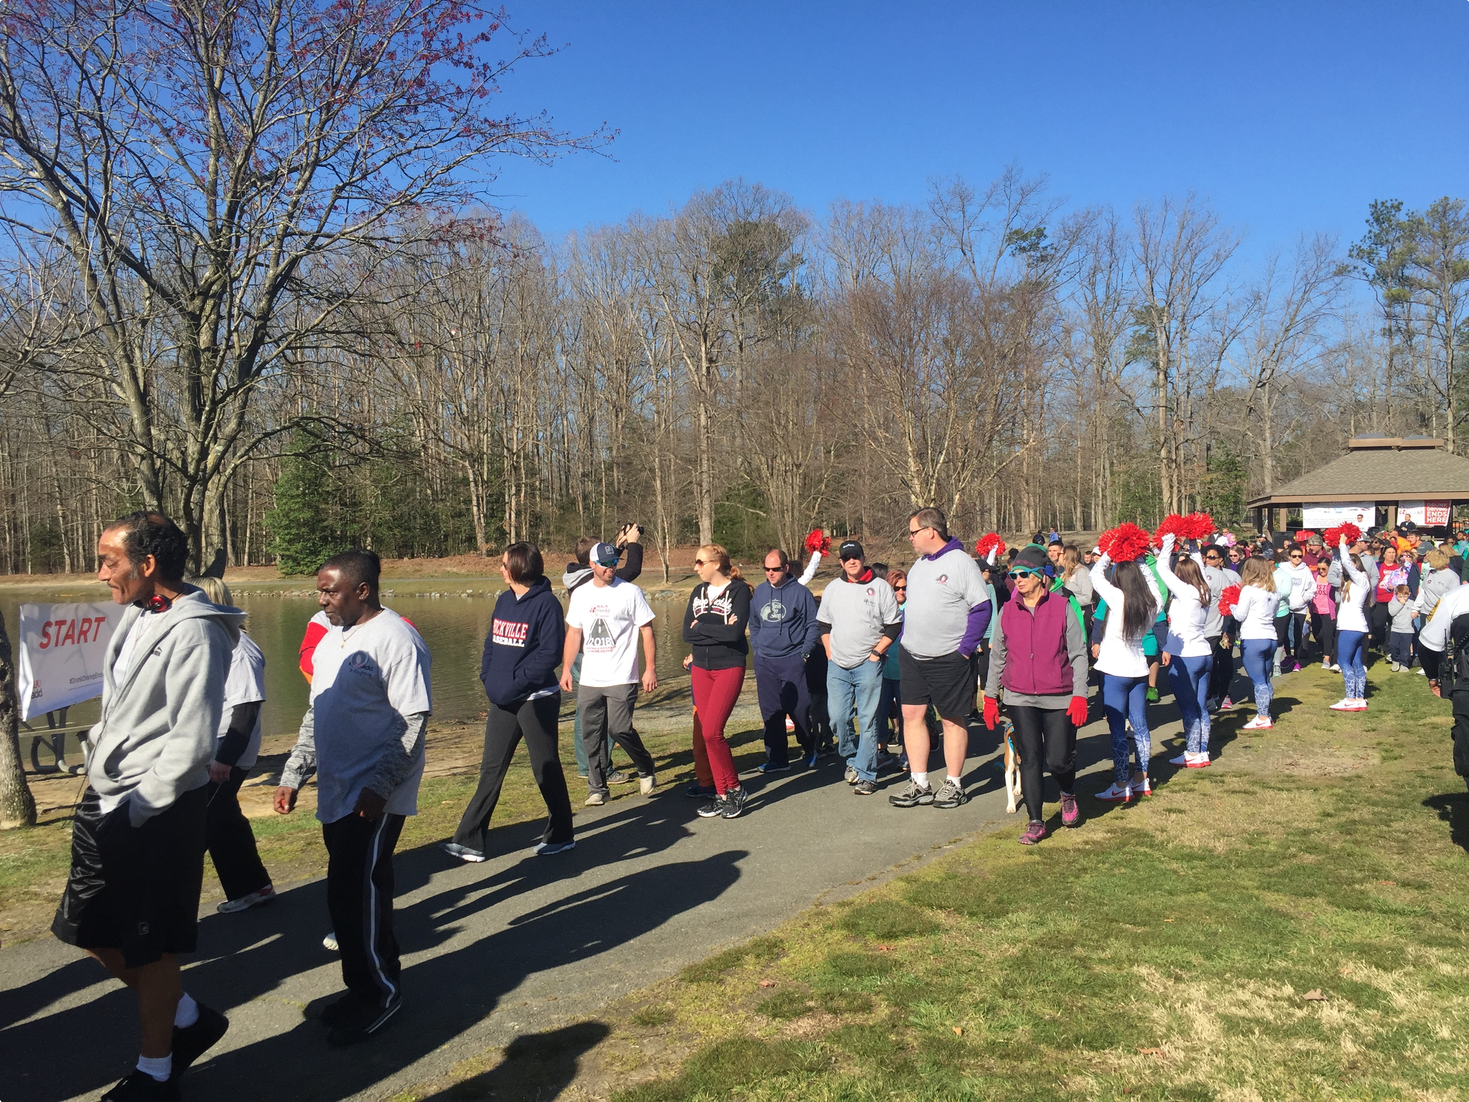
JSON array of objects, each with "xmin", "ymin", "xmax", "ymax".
[{"xmin": 486, "ymin": 1, "xmax": 1469, "ymax": 265}]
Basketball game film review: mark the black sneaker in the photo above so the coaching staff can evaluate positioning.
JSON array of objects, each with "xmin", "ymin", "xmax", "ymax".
[
  {"xmin": 853, "ymin": 779, "xmax": 878, "ymax": 795},
  {"xmin": 931, "ymin": 777, "xmax": 968, "ymax": 808},
  {"xmin": 696, "ymin": 794, "xmax": 728, "ymax": 818},
  {"xmin": 326, "ymin": 993, "xmax": 402, "ymax": 1047},
  {"xmin": 685, "ymin": 783, "xmax": 717, "ymax": 799},
  {"xmin": 171, "ymin": 1002, "xmax": 229, "ymax": 1076},
  {"xmin": 318, "ymin": 991, "xmax": 375, "ymax": 1028},
  {"xmin": 102, "ymin": 1071, "xmax": 181, "ymax": 1101},
  {"xmin": 888, "ymin": 779, "xmax": 934, "ymax": 807},
  {"xmin": 721, "ymin": 787, "xmax": 749, "ymax": 819}
]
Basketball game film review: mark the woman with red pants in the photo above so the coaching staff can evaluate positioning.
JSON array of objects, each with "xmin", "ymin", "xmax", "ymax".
[{"xmin": 683, "ymin": 544, "xmax": 753, "ymax": 819}]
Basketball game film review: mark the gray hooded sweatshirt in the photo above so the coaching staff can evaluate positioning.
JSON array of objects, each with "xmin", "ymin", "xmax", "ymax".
[{"xmin": 86, "ymin": 587, "xmax": 244, "ymax": 826}]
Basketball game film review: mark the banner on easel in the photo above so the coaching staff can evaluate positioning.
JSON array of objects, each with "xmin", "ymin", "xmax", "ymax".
[{"xmin": 15, "ymin": 602, "xmax": 125, "ymax": 721}]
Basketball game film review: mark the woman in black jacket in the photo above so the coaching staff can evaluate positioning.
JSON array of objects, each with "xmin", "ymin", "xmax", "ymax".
[
  {"xmin": 443, "ymin": 542, "xmax": 574, "ymax": 862},
  {"xmin": 682, "ymin": 544, "xmax": 753, "ymax": 819}
]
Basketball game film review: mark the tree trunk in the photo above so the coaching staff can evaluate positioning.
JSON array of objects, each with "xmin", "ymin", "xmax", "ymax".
[{"xmin": 0, "ymin": 609, "xmax": 38, "ymax": 829}]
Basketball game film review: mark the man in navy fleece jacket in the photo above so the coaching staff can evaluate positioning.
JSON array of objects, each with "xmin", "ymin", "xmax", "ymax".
[{"xmin": 750, "ymin": 547, "xmax": 822, "ymax": 770}]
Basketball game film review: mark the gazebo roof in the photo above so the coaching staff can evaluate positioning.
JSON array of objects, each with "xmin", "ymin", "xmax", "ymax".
[{"xmin": 1248, "ymin": 438, "xmax": 1469, "ymax": 507}]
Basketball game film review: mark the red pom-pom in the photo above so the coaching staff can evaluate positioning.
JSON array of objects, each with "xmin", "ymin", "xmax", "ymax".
[
  {"xmin": 1099, "ymin": 522, "xmax": 1153, "ymax": 562},
  {"xmin": 804, "ymin": 527, "xmax": 827, "ymax": 554},
  {"xmin": 974, "ymin": 532, "xmax": 1007, "ymax": 559},
  {"xmin": 1153, "ymin": 514, "xmax": 1186, "ymax": 547},
  {"xmin": 1324, "ymin": 523, "xmax": 1361, "ymax": 547},
  {"xmin": 1181, "ymin": 512, "xmax": 1216, "ymax": 540},
  {"xmin": 1218, "ymin": 583, "xmax": 1241, "ymax": 616}
]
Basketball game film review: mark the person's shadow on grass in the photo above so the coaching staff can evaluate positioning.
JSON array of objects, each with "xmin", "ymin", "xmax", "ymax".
[
  {"xmin": 413, "ymin": 1020, "xmax": 611, "ymax": 1101},
  {"xmin": 1425, "ymin": 791, "xmax": 1469, "ymax": 854}
]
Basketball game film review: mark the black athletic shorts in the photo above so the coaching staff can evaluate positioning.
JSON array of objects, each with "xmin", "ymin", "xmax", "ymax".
[
  {"xmin": 898, "ymin": 646, "xmax": 975, "ymax": 720},
  {"xmin": 52, "ymin": 785, "xmax": 208, "ymax": 968}
]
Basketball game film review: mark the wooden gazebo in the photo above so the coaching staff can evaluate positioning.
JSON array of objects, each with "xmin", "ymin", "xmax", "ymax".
[{"xmin": 1247, "ymin": 436, "xmax": 1469, "ymax": 534}]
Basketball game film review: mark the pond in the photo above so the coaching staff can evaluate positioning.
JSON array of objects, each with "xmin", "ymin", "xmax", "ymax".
[{"xmin": 1, "ymin": 580, "xmax": 706, "ymax": 743}]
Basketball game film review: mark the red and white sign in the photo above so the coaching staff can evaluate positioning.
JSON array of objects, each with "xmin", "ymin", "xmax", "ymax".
[
  {"xmin": 15, "ymin": 601, "xmax": 126, "ymax": 720},
  {"xmin": 1399, "ymin": 500, "xmax": 1452, "ymax": 526}
]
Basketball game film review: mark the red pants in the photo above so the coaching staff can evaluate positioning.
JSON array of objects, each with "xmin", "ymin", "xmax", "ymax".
[
  {"xmin": 690, "ymin": 708, "xmax": 714, "ymax": 788},
  {"xmin": 690, "ymin": 665, "xmax": 744, "ymax": 794}
]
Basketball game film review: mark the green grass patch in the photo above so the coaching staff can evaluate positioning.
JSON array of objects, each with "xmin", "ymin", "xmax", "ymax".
[
  {"xmin": 607, "ymin": 663, "xmax": 1469, "ymax": 1100},
  {"xmin": 678, "ymin": 935, "xmax": 785, "ymax": 983}
]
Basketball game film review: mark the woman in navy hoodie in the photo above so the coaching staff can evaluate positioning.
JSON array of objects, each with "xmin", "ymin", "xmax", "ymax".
[{"xmin": 443, "ymin": 542, "xmax": 574, "ymax": 862}]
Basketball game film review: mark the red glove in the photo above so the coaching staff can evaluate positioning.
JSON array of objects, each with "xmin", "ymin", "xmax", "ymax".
[
  {"xmin": 1067, "ymin": 695, "xmax": 1088, "ymax": 727},
  {"xmin": 982, "ymin": 695, "xmax": 999, "ymax": 730}
]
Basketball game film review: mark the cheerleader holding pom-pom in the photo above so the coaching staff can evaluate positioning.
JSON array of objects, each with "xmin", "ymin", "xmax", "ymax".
[
  {"xmin": 1329, "ymin": 532, "xmax": 1371, "ymax": 712},
  {"xmin": 1227, "ymin": 558, "xmax": 1283, "ymax": 729},
  {"xmin": 800, "ymin": 527, "xmax": 830, "ymax": 585}
]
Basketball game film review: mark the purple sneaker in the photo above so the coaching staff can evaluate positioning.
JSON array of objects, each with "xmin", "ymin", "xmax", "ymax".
[
  {"xmin": 1060, "ymin": 792, "xmax": 1080, "ymax": 828},
  {"xmin": 1019, "ymin": 820, "xmax": 1047, "ymax": 845}
]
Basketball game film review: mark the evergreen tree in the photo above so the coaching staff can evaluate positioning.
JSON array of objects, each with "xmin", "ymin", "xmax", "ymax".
[{"xmin": 267, "ymin": 444, "xmax": 346, "ymax": 574}]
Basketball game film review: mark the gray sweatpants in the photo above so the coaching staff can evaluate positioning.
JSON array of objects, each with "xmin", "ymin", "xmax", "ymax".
[{"xmin": 578, "ymin": 682, "xmax": 656, "ymax": 794}]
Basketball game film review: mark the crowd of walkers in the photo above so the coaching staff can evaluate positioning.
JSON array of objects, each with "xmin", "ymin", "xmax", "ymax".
[{"xmin": 50, "ymin": 507, "xmax": 1469, "ymax": 1100}]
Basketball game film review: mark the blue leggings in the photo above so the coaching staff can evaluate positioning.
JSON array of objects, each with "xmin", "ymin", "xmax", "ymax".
[
  {"xmin": 1102, "ymin": 673, "xmax": 1151, "ymax": 785},
  {"xmin": 1338, "ymin": 630, "xmax": 1367, "ymax": 700},
  {"xmin": 1167, "ymin": 652, "xmax": 1213, "ymax": 753},
  {"xmin": 1240, "ymin": 638, "xmax": 1275, "ymax": 720}
]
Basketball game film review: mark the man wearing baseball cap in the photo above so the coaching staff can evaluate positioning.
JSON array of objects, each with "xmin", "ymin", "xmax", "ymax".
[
  {"xmin": 815, "ymin": 539, "xmax": 903, "ymax": 795},
  {"xmin": 561, "ymin": 542, "xmax": 659, "ymax": 806}
]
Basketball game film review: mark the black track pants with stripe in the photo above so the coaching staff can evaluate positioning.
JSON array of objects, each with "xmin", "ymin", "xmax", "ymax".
[{"xmin": 323, "ymin": 811, "xmax": 405, "ymax": 1006}]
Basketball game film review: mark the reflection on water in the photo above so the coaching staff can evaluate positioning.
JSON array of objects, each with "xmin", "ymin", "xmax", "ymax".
[{"xmin": 2, "ymin": 581, "xmax": 705, "ymax": 741}]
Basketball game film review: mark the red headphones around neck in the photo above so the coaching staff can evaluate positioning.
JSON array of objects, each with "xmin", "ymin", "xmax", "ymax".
[{"xmin": 135, "ymin": 594, "xmax": 174, "ymax": 614}]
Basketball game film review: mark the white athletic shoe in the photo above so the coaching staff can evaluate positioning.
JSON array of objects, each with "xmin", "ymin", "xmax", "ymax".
[
  {"xmin": 1329, "ymin": 699, "xmax": 1354, "ymax": 711},
  {"xmin": 640, "ymin": 775, "xmax": 657, "ymax": 796},
  {"xmin": 323, "ymin": 932, "xmax": 338, "ymax": 952},
  {"xmin": 1242, "ymin": 714, "xmax": 1273, "ymax": 729},
  {"xmin": 1094, "ymin": 782, "xmax": 1132, "ymax": 802}
]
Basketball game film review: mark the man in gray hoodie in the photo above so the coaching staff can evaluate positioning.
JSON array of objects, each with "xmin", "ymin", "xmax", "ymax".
[{"xmin": 52, "ymin": 512, "xmax": 241, "ymax": 1101}]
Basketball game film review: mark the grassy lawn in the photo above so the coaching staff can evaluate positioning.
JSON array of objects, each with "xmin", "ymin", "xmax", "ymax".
[{"xmin": 567, "ymin": 664, "xmax": 1469, "ymax": 1101}]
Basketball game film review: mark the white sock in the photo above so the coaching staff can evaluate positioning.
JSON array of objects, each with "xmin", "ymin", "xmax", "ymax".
[
  {"xmin": 911, "ymin": 771, "xmax": 928, "ymax": 789},
  {"xmin": 137, "ymin": 1053, "xmax": 172, "ymax": 1082},
  {"xmin": 174, "ymin": 992, "xmax": 199, "ymax": 1028},
  {"xmin": 947, "ymin": 775, "xmax": 962, "ymax": 786}
]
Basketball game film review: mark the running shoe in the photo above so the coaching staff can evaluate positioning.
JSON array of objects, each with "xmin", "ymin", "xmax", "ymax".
[
  {"xmin": 439, "ymin": 842, "xmax": 487, "ymax": 863},
  {"xmin": 721, "ymin": 787, "xmax": 749, "ymax": 819},
  {"xmin": 1146, "ymin": 686, "xmax": 1160, "ymax": 703},
  {"xmin": 534, "ymin": 840, "xmax": 576, "ymax": 856},
  {"xmin": 1321, "ymin": 661, "xmax": 1331, "ymax": 670},
  {"xmin": 1328, "ymin": 699, "xmax": 1354, "ymax": 711},
  {"xmin": 1134, "ymin": 777, "xmax": 1152, "ymax": 797},
  {"xmin": 1018, "ymin": 820, "xmax": 1047, "ymax": 845},
  {"xmin": 1348, "ymin": 699, "xmax": 1369, "ymax": 711},
  {"xmin": 326, "ymin": 992, "xmax": 402, "ymax": 1047},
  {"xmin": 1060, "ymin": 792, "xmax": 1081, "ymax": 827},
  {"xmin": 101, "ymin": 1070, "xmax": 181, "ymax": 1101},
  {"xmin": 606, "ymin": 770, "xmax": 633, "ymax": 785},
  {"xmin": 1329, "ymin": 663, "xmax": 1341, "ymax": 672},
  {"xmin": 844, "ymin": 763, "xmax": 859, "ymax": 784},
  {"xmin": 1168, "ymin": 752, "xmax": 1191, "ymax": 766},
  {"xmin": 758, "ymin": 761, "xmax": 790, "ymax": 774},
  {"xmin": 804, "ymin": 750, "xmax": 819, "ymax": 769},
  {"xmin": 584, "ymin": 790, "xmax": 607, "ymax": 806},
  {"xmin": 696, "ymin": 794, "xmax": 728, "ymax": 818},
  {"xmin": 875, "ymin": 751, "xmax": 897, "ymax": 772},
  {"xmin": 685, "ymin": 783, "xmax": 717, "ymax": 798},
  {"xmin": 1094, "ymin": 782, "xmax": 1131, "ymax": 802},
  {"xmin": 322, "ymin": 932, "xmax": 338, "ymax": 952},
  {"xmin": 640, "ymin": 775, "xmax": 658, "ymax": 795},
  {"xmin": 1241, "ymin": 714, "xmax": 1273, "ymax": 729},
  {"xmin": 1391, "ymin": 661, "xmax": 1402, "ymax": 672},
  {"xmin": 216, "ymin": 885, "xmax": 275, "ymax": 913},
  {"xmin": 1220, "ymin": 697, "xmax": 1234, "ymax": 710},
  {"xmin": 171, "ymin": 1002, "xmax": 229, "ymax": 1075},
  {"xmin": 932, "ymin": 777, "xmax": 968, "ymax": 808},
  {"xmin": 888, "ymin": 779, "xmax": 934, "ymax": 807},
  {"xmin": 853, "ymin": 779, "xmax": 878, "ymax": 796},
  {"xmin": 1188, "ymin": 753, "xmax": 1211, "ymax": 768}
]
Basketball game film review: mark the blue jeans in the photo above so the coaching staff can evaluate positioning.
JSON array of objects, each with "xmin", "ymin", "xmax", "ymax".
[
  {"xmin": 1101, "ymin": 673, "xmax": 1150, "ymax": 786},
  {"xmin": 827, "ymin": 658, "xmax": 882, "ymax": 782},
  {"xmin": 1240, "ymin": 638, "xmax": 1275, "ymax": 719},
  {"xmin": 1167, "ymin": 652, "xmax": 1213, "ymax": 753},
  {"xmin": 1338, "ymin": 630, "xmax": 1367, "ymax": 699}
]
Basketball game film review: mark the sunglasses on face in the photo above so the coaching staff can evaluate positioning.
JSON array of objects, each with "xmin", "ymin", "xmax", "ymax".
[
  {"xmin": 764, "ymin": 565, "xmax": 786, "ymax": 573},
  {"xmin": 893, "ymin": 584, "xmax": 907, "ymax": 592},
  {"xmin": 692, "ymin": 559, "xmax": 707, "ymax": 567},
  {"xmin": 1008, "ymin": 570, "xmax": 1038, "ymax": 580}
]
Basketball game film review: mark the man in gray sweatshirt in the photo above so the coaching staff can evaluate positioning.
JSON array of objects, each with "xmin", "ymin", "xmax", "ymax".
[{"xmin": 52, "ymin": 512, "xmax": 241, "ymax": 1101}]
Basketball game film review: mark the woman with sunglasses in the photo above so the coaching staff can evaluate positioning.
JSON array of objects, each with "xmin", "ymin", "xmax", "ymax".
[
  {"xmin": 1089, "ymin": 547, "xmax": 1162, "ymax": 801},
  {"xmin": 1275, "ymin": 543, "xmax": 1313, "ymax": 674},
  {"xmin": 984, "ymin": 545, "xmax": 1089, "ymax": 843},
  {"xmin": 1227, "ymin": 557, "xmax": 1282, "ymax": 729},
  {"xmin": 1329, "ymin": 534, "xmax": 1372, "ymax": 711},
  {"xmin": 682, "ymin": 545, "xmax": 753, "ymax": 818},
  {"xmin": 1155, "ymin": 534, "xmax": 1215, "ymax": 767}
]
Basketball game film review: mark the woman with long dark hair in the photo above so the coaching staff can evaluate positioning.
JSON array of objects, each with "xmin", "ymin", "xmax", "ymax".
[
  {"xmin": 683, "ymin": 544, "xmax": 753, "ymax": 819},
  {"xmin": 1330, "ymin": 535, "xmax": 1372, "ymax": 711},
  {"xmin": 1228, "ymin": 557, "xmax": 1281, "ymax": 730},
  {"xmin": 443, "ymin": 542, "xmax": 574, "ymax": 862},
  {"xmin": 1155, "ymin": 534, "xmax": 1215, "ymax": 767},
  {"xmin": 1090, "ymin": 551, "xmax": 1161, "ymax": 802}
]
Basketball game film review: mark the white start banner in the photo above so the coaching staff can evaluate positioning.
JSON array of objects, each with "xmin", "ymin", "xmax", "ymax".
[
  {"xmin": 15, "ymin": 601, "xmax": 126, "ymax": 721},
  {"xmin": 1302, "ymin": 503, "xmax": 1377, "ymax": 529},
  {"xmin": 1399, "ymin": 500, "xmax": 1452, "ymax": 526}
]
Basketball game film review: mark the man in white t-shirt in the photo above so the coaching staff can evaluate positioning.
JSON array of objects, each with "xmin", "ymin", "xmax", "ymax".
[
  {"xmin": 277, "ymin": 549, "xmax": 432, "ymax": 1046},
  {"xmin": 560, "ymin": 542, "xmax": 659, "ymax": 805}
]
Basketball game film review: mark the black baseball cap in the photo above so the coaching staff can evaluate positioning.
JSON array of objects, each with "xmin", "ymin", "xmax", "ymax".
[{"xmin": 838, "ymin": 539, "xmax": 864, "ymax": 561}]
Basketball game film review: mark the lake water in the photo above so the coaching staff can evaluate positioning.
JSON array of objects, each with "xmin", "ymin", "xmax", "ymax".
[{"xmin": 1, "ymin": 580, "xmax": 704, "ymax": 743}]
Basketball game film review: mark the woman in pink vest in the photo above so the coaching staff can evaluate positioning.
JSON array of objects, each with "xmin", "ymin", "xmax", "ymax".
[{"xmin": 980, "ymin": 545, "xmax": 1091, "ymax": 845}]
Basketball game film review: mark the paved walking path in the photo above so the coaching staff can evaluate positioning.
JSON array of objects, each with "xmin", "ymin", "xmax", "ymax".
[{"xmin": 0, "ymin": 707, "xmax": 1189, "ymax": 1102}]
